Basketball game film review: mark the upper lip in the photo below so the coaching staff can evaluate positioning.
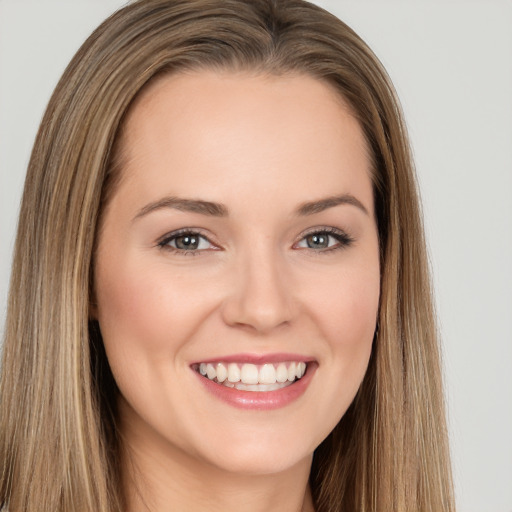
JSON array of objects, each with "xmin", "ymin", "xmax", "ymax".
[{"xmin": 191, "ymin": 353, "xmax": 315, "ymax": 365}]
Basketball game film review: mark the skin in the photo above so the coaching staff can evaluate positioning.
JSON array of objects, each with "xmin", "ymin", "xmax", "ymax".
[{"xmin": 93, "ymin": 71, "xmax": 381, "ymax": 512}]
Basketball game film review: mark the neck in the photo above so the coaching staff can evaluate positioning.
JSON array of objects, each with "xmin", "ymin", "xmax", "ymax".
[
  {"xmin": 122, "ymin": 442, "xmax": 315, "ymax": 512},
  {"xmin": 119, "ymin": 409, "xmax": 315, "ymax": 512}
]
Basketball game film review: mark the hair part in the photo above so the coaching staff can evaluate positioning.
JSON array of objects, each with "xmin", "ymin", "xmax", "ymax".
[{"xmin": 1, "ymin": 1, "xmax": 454, "ymax": 510}]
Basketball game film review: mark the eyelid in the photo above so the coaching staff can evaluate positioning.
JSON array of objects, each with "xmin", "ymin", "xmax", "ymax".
[
  {"xmin": 293, "ymin": 226, "xmax": 354, "ymax": 251},
  {"xmin": 157, "ymin": 228, "xmax": 219, "ymax": 253},
  {"xmin": 156, "ymin": 226, "xmax": 354, "ymax": 255}
]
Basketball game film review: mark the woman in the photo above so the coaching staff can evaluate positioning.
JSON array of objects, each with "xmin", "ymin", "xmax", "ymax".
[{"xmin": 0, "ymin": 0, "xmax": 455, "ymax": 510}]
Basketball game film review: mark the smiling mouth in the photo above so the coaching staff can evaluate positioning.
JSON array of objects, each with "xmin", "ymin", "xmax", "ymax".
[{"xmin": 192, "ymin": 361, "xmax": 308, "ymax": 392}]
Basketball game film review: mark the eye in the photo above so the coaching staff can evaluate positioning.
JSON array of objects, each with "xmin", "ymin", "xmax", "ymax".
[
  {"xmin": 158, "ymin": 230, "xmax": 215, "ymax": 253},
  {"xmin": 295, "ymin": 228, "xmax": 353, "ymax": 251}
]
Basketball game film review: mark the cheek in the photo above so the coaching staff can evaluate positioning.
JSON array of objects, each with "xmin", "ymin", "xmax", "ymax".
[
  {"xmin": 311, "ymin": 259, "xmax": 380, "ymax": 348},
  {"xmin": 94, "ymin": 255, "xmax": 212, "ymax": 374},
  {"xmin": 306, "ymin": 255, "xmax": 379, "ymax": 399},
  {"xmin": 334, "ymin": 278, "xmax": 378, "ymax": 343},
  {"xmin": 322, "ymin": 284, "xmax": 378, "ymax": 394}
]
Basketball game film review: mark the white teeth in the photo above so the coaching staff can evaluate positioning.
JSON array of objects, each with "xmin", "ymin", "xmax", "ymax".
[
  {"xmin": 259, "ymin": 364, "xmax": 277, "ymax": 384},
  {"xmin": 240, "ymin": 364, "xmax": 259, "ymax": 384},
  {"xmin": 216, "ymin": 363, "xmax": 227, "ymax": 382},
  {"xmin": 196, "ymin": 360, "xmax": 309, "ymax": 389},
  {"xmin": 206, "ymin": 363, "xmax": 216, "ymax": 380},
  {"xmin": 227, "ymin": 363, "xmax": 240, "ymax": 383},
  {"xmin": 287, "ymin": 362, "xmax": 296, "ymax": 381},
  {"xmin": 276, "ymin": 363, "xmax": 288, "ymax": 383},
  {"xmin": 234, "ymin": 381, "xmax": 292, "ymax": 391}
]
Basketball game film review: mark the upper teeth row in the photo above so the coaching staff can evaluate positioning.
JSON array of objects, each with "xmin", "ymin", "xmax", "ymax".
[{"xmin": 198, "ymin": 362, "xmax": 307, "ymax": 385}]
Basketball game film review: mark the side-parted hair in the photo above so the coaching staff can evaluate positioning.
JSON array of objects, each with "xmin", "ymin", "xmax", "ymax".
[{"xmin": 0, "ymin": 1, "xmax": 454, "ymax": 510}]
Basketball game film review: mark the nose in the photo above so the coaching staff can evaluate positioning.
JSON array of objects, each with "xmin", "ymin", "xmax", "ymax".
[{"xmin": 221, "ymin": 248, "xmax": 294, "ymax": 334}]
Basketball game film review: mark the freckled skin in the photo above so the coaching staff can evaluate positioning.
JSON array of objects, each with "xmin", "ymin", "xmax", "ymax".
[{"xmin": 94, "ymin": 72, "xmax": 380, "ymax": 511}]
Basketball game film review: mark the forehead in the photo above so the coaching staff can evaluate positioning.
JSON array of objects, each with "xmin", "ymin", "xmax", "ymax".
[{"xmin": 113, "ymin": 70, "xmax": 373, "ymax": 216}]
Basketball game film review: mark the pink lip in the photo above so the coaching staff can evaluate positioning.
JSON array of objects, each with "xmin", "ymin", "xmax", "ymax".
[
  {"xmin": 191, "ymin": 352, "xmax": 314, "ymax": 365},
  {"xmin": 193, "ymin": 361, "xmax": 318, "ymax": 411}
]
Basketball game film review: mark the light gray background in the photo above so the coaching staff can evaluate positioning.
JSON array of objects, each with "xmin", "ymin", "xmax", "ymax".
[{"xmin": 1, "ymin": 1, "xmax": 511, "ymax": 510}]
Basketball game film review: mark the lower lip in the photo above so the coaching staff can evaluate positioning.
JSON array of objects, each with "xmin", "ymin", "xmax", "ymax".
[{"xmin": 194, "ymin": 363, "xmax": 317, "ymax": 410}]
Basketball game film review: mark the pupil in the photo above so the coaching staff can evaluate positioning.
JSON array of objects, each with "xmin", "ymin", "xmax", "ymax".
[
  {"xmin": 307, "ymin": 234, "xmax": 328, "ymax": 249},
  {"xmin": 176, "ymin": 235, "xmax": 198, "ymax": 250}
]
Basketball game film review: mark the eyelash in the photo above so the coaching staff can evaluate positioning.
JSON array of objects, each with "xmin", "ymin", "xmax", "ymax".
[
  {"xmin": 157, "ymin": 228, "xmax": 215, "ymax": 256},
  {"xmin": 157, "ymin": 227, "xmax": 354, "ymax": 255},
  {"xmin": 295, "ymin": 227, "xmax": 354, "ymax": 253}
]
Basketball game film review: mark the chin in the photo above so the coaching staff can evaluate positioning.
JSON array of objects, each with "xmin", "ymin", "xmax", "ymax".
[
  {"xmin": 187, "ymin": 421, "xmax": 323, "ymax": 477},
  {"xmin": 204, "ymin": 446, "xmax": 313, "ymax": 477}
]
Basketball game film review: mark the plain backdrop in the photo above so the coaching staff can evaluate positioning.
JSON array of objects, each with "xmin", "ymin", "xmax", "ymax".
[{"xmin": 1, "ymin": 1, "xmax": 511, "ymax": 511}]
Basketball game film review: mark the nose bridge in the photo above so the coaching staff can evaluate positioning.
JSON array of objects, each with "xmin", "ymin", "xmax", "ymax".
[{"xmin": 222, "ymin": 239, "xmax": 294, "ymax": 333}]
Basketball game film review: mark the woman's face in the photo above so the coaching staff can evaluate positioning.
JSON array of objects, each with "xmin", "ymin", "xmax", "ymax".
[{"xmin": 94, "ymin": 71, "xmax": 380, "ymax": 476}]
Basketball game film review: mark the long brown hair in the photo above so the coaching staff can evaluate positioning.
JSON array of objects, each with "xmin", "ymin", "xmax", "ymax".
[{"xmin": 0, "ymin": 1, "xmax": 454, "ymax": 510}]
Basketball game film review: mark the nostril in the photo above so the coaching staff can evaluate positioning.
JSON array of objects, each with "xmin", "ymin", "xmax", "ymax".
[{"xmin": 220, "ymin": 269, "xmax": 294, "ymax": 333}]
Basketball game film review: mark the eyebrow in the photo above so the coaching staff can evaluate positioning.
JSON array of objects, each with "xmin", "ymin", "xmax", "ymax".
[
  {"xmin": 133, "ymin": 196, "xmax": 229, "ymax": 221},
  {"xmin": 133, "ymin": 193, "xmax": 368, "ymax": 221},
  {"xmin": 296, "ymin": 194, "xmax": 369, "ymax": 216}
]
